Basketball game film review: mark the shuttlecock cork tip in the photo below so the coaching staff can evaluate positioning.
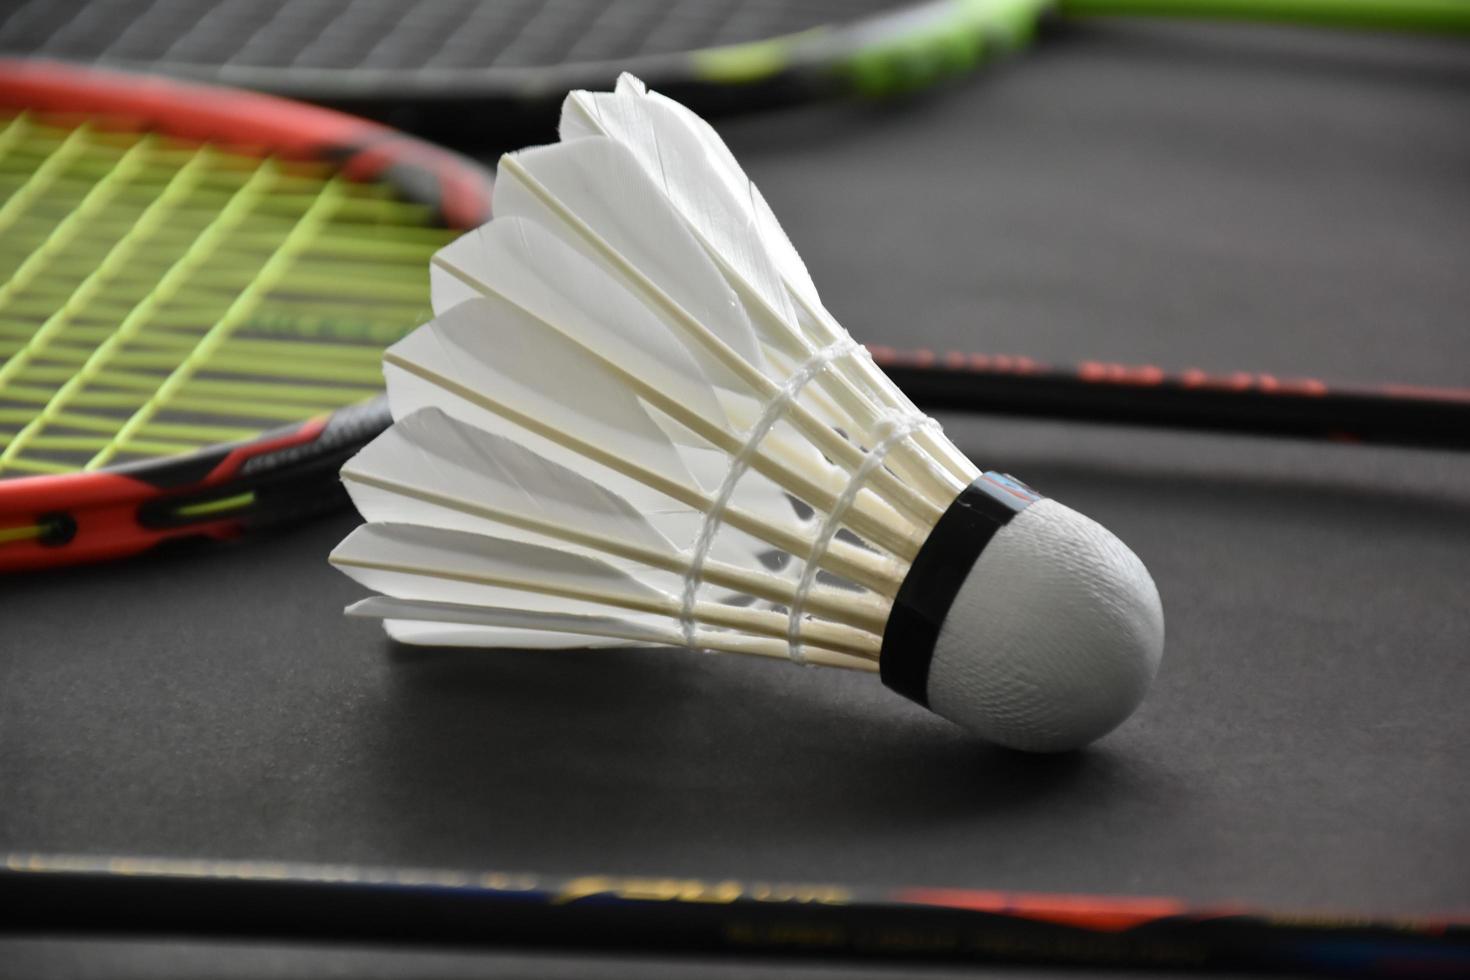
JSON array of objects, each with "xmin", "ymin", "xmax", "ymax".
[{"xmin": 880, "ymin": 477, "xmax": 1164, "ymax": 752}]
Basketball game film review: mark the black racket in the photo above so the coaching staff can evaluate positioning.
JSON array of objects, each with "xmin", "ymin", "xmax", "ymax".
[
  {"xmin": 3, "ymin": 852, "xmax": 1466, "ymax": 977},
  {"xmin": 0, "ymin": 1, "xmax": 1463, "ymax": 137},
  {"xmin": 0, "ymin": 0, "xmax": 1053, "ymax": 131}
]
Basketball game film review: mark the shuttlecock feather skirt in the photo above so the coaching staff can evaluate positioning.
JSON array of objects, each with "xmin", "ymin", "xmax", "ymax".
[
  {"xmin": 333, "ymin": 74, "xmax": 986, "ymax": 672},
  {"xmin": 330, "ymin": 74, "xmax": 1164, "ymax": 751}
]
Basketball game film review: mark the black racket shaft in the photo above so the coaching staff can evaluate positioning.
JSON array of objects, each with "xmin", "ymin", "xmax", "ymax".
[
  {"xmin": 2, "ymin": 857, "xmax": 1466, "ymax": 977},
  {"xmin": 872, "ymin": 350, "xmax": 1470, "ymax": 450}
]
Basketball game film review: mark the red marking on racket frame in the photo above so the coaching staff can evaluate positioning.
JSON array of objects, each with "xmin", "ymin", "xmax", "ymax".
[
  {"xmin": 205, "ymin": 418, "xmax": 328, "ymax": 486},
  {"xmin": 895, "ymin": 887, "xmax": 1191, "ymax": 931},
  {"xmin": 1079, "ymin": 361, "xmax": 1166, "ymax": 386}
]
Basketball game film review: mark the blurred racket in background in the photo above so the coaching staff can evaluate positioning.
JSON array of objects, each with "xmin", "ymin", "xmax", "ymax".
[
  {"xmin": 0, "ymin": 0, "xmax": 1464, "ymax": 137},
  {"xmin": 0, "ymin": 0, "xmax": 1053, "ymax": 133},
  {"xmin": 0, "ymin": 59, "xmax": 492, "ymax": 571}
]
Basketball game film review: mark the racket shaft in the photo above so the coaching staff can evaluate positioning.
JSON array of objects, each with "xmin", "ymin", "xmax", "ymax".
[
  {"xmin": 1, "ymin": 857, "xmax": 1464, "ymax": 976},
  {"xmin": 873, "ymin": 350, "xmax": 1470, "ymax": 450}
]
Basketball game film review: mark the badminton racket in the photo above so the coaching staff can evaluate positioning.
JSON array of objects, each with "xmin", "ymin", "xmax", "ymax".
[
  {"xmin": 0, "ymin": 0, "xmax": 1055, "ymax": 130},
  {"xmin": 0, "ymin": 58, "xmax": 492, "ymax": 571},
  {"xmin": 2, "ymin": 853, "xmax": 1465, "ymax": 977},
  {"xmin": 2, "ymin": 1, "xmax": 1464, "ymax": 136}
]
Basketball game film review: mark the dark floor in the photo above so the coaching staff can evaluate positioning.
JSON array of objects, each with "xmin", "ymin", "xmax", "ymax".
[{"xmin": 4, "ymin": 15, "xmax": 1469, "ymax": 980}]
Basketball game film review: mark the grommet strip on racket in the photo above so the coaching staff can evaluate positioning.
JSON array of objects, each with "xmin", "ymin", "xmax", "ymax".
[{"xmin": 0, "ymin": 59, "xmax": 493, "ymax": 571}]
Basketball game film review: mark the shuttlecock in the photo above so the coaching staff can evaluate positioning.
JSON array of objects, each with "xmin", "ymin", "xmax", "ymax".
[{"xmin": 330, "ymin": 75, "xmax": 1163, "ymax": 752}]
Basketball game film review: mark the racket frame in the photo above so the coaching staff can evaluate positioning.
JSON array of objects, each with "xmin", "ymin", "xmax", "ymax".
[
  {"xmin": 11, "ymin": 0, "xmax": 1054, "ymax": 123},
  {"xmin": 1, "ymin": 852, "xmax": 1465, "ymax": 976}
]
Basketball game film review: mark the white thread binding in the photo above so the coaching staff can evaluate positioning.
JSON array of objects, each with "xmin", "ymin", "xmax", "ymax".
[
  {"xmin": 785, "ymin": 412, "xmax": 937, "ymax": 664},
  {"xmin": 679, "ymin": 339, "xmax": 858, "ymax": 648}
]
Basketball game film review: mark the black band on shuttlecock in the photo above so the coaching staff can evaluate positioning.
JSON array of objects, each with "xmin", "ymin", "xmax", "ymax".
[{"xmin": 879, "ymin": 472, "xmax": 1040, "ymax": 708}]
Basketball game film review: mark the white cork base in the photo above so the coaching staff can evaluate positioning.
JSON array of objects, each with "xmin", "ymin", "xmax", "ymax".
[{"xmin": 926, "ymin": 498, "xmax": 1164, "ymax": 752}]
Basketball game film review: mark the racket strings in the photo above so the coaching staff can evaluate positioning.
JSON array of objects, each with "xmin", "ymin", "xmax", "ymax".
[
  {"xmin": 0, "ymin": 0, "xmax": 907, "ymax": 73},
  {"xmin": 0, "ymin": 112, "xmax": 456, "ymax": 477}
]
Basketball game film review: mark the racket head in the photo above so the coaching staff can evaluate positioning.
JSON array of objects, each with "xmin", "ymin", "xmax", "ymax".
[
  {"xmin": 0, "ymin": 0, "xmax": 1049, "ymax": 126},
  {"xmin": 0, "ymin": 58, "xmax": 493, "ymax": 571}
]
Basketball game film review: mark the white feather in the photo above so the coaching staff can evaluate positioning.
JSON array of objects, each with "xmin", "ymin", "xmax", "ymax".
[
  {"xmin": 343, "ymin": 407, "xmax": 677, "ymax": 554},
  {"xmin": 562, "ymin": 80, "xmax": 820, "ymax": 326},
  {"xmin": 384, "ymin": 297, "xmax": 702, "ymax": 494},
  {"xmin": 485, "ymin": 138, "xmax": 909, "ymax": 502},
  {"xmin": 354, "ymin": 597, "xmax": 667, "ymax": 649},
  {"xmin": 353, "ymin": 597, "xmax": 879, "ymax": 668},
  {"xmin": 380, "ymin": 619, "xmax": 632, "ymax": 649},
  {"xmin": 486, "ymin": 139, "xmax": 870, "ymax": 484},
  {"xmin": 426, "ymin": 214, "xmax": 870, "ymax": 538},
  {"xmin": 487, "ymin": 138, "xmax": 768, "ymax": 370},
  {"xmin": 342, "ymin": 406, "xmax": 787, "ymax": 582},
  {"xmin": 335, "ymin": 523, "xmax": 881, "ymax": 659},
  {"xmin": 560, "ymin": 81, "xmax": 812, "ymax": 342},
  {"xmin": 332, "ymin": 522, "xmax": 666, "ymax": 605},
  {"xmin": 558, "ymin": 74, "xmax": 977, "ymax": 488},
  {"xmin": 431, "ymin": 216, "xmax": 746, "ymax": 419},
  {"xmin": 339, "ymin": 408, "xmax": 891, "ymax": 631}
]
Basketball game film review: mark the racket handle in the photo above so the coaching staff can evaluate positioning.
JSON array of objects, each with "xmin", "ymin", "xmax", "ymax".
[{"xmin": 871, "ymin": 348, "xmax": 1470, "ymax": 451}]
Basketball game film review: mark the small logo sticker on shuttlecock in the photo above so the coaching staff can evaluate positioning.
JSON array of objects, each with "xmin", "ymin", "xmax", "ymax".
[{"xmin": 977, "ymin": 471, "xmax": 1042, "ymax": 511}]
